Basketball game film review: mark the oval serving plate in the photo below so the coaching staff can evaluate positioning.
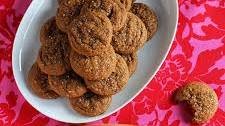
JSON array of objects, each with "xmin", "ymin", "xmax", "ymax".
[{"xmin": 12, "ymin": 0, "xmax": 178, "ymax": 123}]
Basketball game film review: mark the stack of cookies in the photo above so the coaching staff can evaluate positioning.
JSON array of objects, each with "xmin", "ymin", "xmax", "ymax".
[{"xmin": 28, "ymin": 0, "xmax": 158, "ymax": 116}]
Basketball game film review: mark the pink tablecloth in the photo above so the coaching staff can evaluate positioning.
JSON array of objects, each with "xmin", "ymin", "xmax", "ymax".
[{"xmin": 0, "ymin": 0, "xmax": 225, "ymax": 125}]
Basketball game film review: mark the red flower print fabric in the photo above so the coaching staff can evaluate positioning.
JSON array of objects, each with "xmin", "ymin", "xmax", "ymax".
[{"xmin": 0, "ymin": 0, "xmax": 225, "ymax": 126}]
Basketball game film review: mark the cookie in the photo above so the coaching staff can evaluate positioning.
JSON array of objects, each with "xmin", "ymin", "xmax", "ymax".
[
  {"xmin": 131, "ymin": 3, "xmax": 158, "ymax": 41},
  {"xmin": 112, "ymin": 12, "xmax": 147, "ymax": 54},
  {"xmin": 56, "ymin": 0, "xmax": 84, "ymax": 32},
  {"xmin": 81, "ymin": 0, "xmax": 127, "ymax": 32},
  {"xmin": 175, "ymin": 81, "xmax": 218, "ymax": 123},
  {"xmin": 85, "ymin": 54, "xmax": 129, "ymax": 96},
  {"xmin": 119, "ymin": 0, "xmax": 132, "ymax": 11},
  {"xmin": 69, "ymin": 92, "xmax": 112, "ymax": 116},
  {"xmin": 120, "ymin": 53, "xmax": 137, "ymax": 76},
  {"xmin": 68, "ymin": 11, "xmax": 113, "ymax": 56},
  {"xmin": 40, "ymin": 17, "xmax": 64, "ymax": 43},
  {"xmin": 70, "ymin": 46, "xmax": 117, "ymax": 80},
  {"xmin": 28, "ymin": 63, "xmax": 59, "ymax": 99},
  {"xmin": 48, "ymin": 71, "xmax": 87, "ymax": 98},
  {"xmin": 37, "ymin": 35, "xmax": 71, "ymax": 76}
]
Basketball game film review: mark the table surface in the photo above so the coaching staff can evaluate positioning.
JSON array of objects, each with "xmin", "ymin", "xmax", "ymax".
[{"xmin": 0, "ymin": 0, "xmax": 225, "ymax": 126}]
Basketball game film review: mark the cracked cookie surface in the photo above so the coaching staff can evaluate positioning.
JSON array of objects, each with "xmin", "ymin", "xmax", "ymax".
[
  {"xmin": 131, "ymin": 3, "xmax": 158, "ymax": 41},
  {"xmin": 68, "ymin": 11, "xmax": 113, "ymax": 56},
  {"xmin": 40, "ymin": 17, "xmax": 65, "ymax": 44},
  {"xmin": 69, "ymin": 92, "xmax": 112, "ymax": 116},
  {"xmin": 81, "ymin": 0, "xmax": 127, "ymax": 32},
  {"xmin": 70, "ymin": 46, "xmax": 117, "ymax": 80},
  {"xmin": 85, "ymin": 54, "xmax": 129, "ymax": 96},
  {"xmin": 56, "ymin": 0, "xmax": 84, "ymax": 32},
  {"xmin": 37, "ymin": 36, "xmax": 71, "ymax": 76},
  {"xmin": 28, "ymin": 63, "xmax": 59, "ymax": 99},
  {"xmin": 48, "ymin": 71, "xmax": 87, "ymax": 98},
  {"xmin": 112, "ymin": 12, "xmax": 147, "ymax": 54}
]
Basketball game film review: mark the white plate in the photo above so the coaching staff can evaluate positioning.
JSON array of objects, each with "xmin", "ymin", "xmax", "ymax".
[{"xmin": 12, "ymin": 0, "xmax": 178, "ymax": 123}]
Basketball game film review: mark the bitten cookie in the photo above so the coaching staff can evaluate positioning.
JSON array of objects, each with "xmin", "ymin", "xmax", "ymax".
[
  {"xmin": 68, "ymin": 11, "xmax": 113, "ymax": 56},
  {"xmin": 175, "ymin": 81, "xmax": 218, "ymax": 123},
  {"xmin": 28, "ymin": 63, "xmax": 59, "ymax": 99},
  {"xmin": 85, "ymin": 54, "xmax": 129, "ymax": 96},
  {"xmin": 69, "ymin": 92, "xmax": 112, "ymax": 116},
  {"xmin": 120, "ymin": 53, "xmax": 138, "ymax": 76},
  {"xmin": 48, "ymin": 71, "xmax": 87, "ymax": 98},
  {"xmin": 111, "ymin": 12, "xmax": 147, "ymax": 54},
  {"xmin": 81, "ymin": 0, "xmax": 127, "ymax": 32},
  {"xmin": 131, "ymin": 3, "xmax": 158, "ymax": 41},
  {"xmin": 70, "ymin": 46, "xmax": 117, "ymax": 80},
  {"xmin": 56, "ymin": 0, "xmax": 84, "ymax": 32}
]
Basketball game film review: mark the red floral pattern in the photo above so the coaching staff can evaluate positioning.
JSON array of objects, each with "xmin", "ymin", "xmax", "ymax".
[{"xmin": 0, "ymin": 0, "xmax": 225, "ymax": 125}]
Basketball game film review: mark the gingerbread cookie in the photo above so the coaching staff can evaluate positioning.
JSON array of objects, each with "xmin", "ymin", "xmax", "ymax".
[
  {"xmin": 56, "ymin": 0, "xmax": 84, "ymax": 32},
  {"xmin": 69, "ymin": 92, "xmax": 112, "ymax": 116},
  {"xmin": 112, "ymin": 12, "xmax": 147, "ymax": 54},
  {"xmin": 68, "ymin": 11, "xmax": 113, "ymax": 56},
  {"xmin": 175, "ymin": 81, "xmax": 218, "ymax": 123},
  {"xmin": 131, "ymin": 3, "xmax": 158, "ymax": 41},
  {"xmin": 120, "ymin": 53, "xmax": 137, "ymax": 76},
  {"xmin": 40, "ymin": 17, "xmax": 64, "ymax": 43},
  {"xmin": 81, "ymin": 0, "xmax": 127, "ymax": 32},
  {"xmin": 48, "ymin": 71, "xmax": 87, "ymax": 98},
  {"xmin": 70, "ymin": 46, "xmax": 117, "ymax": 80},
  {"xmin": 37, "ymin": 36, "xmax": 70, "ymax": 76},
  {"xmin": 28, "ymin": 63, "xmax": 59, "ymax": 99},
  {"xmin": 85, "ymin": 54, "xmax": 129, "ymax": 96}
]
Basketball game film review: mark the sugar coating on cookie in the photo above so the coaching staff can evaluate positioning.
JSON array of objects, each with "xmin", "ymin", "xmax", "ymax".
[
  {"xmin": 40, "ymin": 17, "xmax": 65, "ymax": 43},
  {"xmin": 69, "ymin": 92, "xmax": 112, "ymax": 116},
  {"xmin": 48, "ymin": 71, "xmax": 87, "ymax": 98},
  {"xmin": 120, "ymin": 53, "xmax": 138, "ymax": 76},
  {"xmin": 131, "ymin": 3, "xmax": 158, "ymax": 41},
  {"xmin": 70, "ymin": 46, "xmax": 117, "ymax": 80},
  {"xmin": 112, "ymin": 12, "xmax": 147, "ymax": 54},
  {"xmin": 175, "ymin": 82, "xmax": 218, "ymax": 123},
  {"xmin": 81, "ymin": 0, "xmax": 127, "ymax": 32},
  {"xmin": 85, "ymin": 54, "xmax": 129, "ymax": 96},
  {"xmin": 37, "ymin": 36, "xmax": 70, "ymax": 76},
  {"xmin": 68, "ymin": 11, "xmax": 113, "ymax": 56},
  {"xmin": 28, "ymin": 63, "xmax": 59, "ymax": 99},
  {"xmin": 38, "ymin": 17, "xmax": 71, "ymax": 75},
  {"xmin": 56, "ymin": 0, "xmax": 84, "ymax": 32}
]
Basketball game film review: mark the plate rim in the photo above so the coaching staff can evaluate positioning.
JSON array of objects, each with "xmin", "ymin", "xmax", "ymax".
[{"xmin": 12, "ymin": 0, "xmax": 179, "ymax": 123}]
